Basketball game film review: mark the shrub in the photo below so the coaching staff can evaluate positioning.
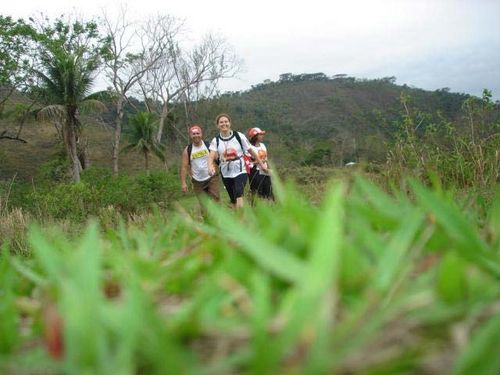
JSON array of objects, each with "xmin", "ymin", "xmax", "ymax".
[
  {"xmin": 19, "ymin": 167, "xmax": 183, "ymax": 222},
  {"xmin": 38, "ymin": 157, "xmax": 71, "ymax": 183},
  {"xmin": 385, "ymin": 91, "xmax": 500, "ymax": 189},
  {"xmin": 0, "ymin": 208, "xmax": 31, "ymax": 255}
]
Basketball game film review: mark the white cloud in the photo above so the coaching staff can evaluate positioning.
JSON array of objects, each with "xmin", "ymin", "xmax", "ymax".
[{"xmin": 4, "ymin": 0, "xmax": 500, "ymax": 98}]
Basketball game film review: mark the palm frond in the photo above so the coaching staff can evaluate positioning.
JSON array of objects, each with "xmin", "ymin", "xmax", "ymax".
[
  {"xmin": 37, "ymin": 105, "xmax": 66, "ymax": 122},
  {"xmin": 120, "ymin": 143, "xmax": 138, "ymax": 154},
  {"xmin": 79, "ymin": 99, "xmax": 106, "ymax": 115},
  {"xmin": 85, "ymin": 90, "xmax": 120, "ymax": 102},
  {"xmin": 151, "ymin": 143, "xmax": 166, "ymax": 162},
  {"xmin": 121, "ymin": 111, "xmax": 166, "ymax": 164}
]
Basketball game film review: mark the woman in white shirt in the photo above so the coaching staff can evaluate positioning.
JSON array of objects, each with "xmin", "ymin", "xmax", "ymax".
[
  {"xmin": 208, "ymin": 113, "xmax": 267, "ymax": 208},
  {"xmin": 247, "ymin": 127, "xmax": 273, "ymax": 202}
]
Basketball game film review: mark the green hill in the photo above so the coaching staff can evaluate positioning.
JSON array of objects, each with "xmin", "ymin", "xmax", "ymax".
[
  {"xmin": 193, "ymin": 74, "xmax": 472, "ymax": 165},
  {"xmin": 0, "ymin": 74, "xmax": 483, "ymax": 181}
]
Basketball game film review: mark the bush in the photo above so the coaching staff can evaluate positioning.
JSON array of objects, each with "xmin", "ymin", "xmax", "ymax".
[
  {"xmin": 16, "ymin": 167, "xmax": 182, "ymax": 222},
  {"xmin": 38, "ymin": 157, "xmax": 71, "ymax": 183},
  {"xmin": 385, "ymin": 91, "xmax": 500, "ymax": 189}
]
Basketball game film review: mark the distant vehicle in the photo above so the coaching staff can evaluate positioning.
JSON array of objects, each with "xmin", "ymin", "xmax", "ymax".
[{"xmin": 345, "ymin": 162, "xmax": 357, "ymax": 167}]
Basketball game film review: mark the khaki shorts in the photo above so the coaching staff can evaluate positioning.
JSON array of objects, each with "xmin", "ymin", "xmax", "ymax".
[{"xmin": 192, "ymin": 175, "xmax": 220, "ymax": 202}]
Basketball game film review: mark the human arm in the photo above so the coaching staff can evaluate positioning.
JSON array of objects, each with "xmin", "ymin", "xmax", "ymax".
[
  {"xmin": 180, "ymin": 148, "xmax": 190, "ymax": 192},
  {"xmin": 240, "ymin": 133, "xmax": 268, "ymax": 173},
  {"xmin": 248, "ymin": 147, "xmax": 268, "ymax": 174},
  {"xmin": 208, "ymin": 150, "xmax": 218, "ymax": 176}
]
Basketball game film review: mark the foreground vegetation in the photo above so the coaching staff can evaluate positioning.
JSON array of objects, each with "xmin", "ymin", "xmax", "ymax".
[
  {"xmin": 1, "ymin": 8, "xmax": 499, "ymax": 374},
  {"xmin": 1, "ymin": 171, "xmax": 499, "ymax": 374}
]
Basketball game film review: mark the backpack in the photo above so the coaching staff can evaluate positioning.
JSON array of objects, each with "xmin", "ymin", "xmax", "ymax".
[
  {"xmin": 187, "ymin": 141, "xmax": 210, "ymax": 166},
  {"xmin": 216, "ymin": 132, "xmax": 252, "ymax": 174}
]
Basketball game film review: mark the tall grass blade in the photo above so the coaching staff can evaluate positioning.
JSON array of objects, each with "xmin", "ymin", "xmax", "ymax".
[{"xmin": 205, "ymin": 200, "xmax": 305, "ymax": 283}]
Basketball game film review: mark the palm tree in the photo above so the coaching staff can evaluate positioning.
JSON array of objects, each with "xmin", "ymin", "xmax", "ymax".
[
  {"xmin": 36, "ymin": 50, "xmax": 105, "ymax": 182},
  {"xmin": 122, "ymin": 112, "xmax": 166, "ymax": 172},
  {"xmin": 33, "ymin": 17, "xmax": 105, "ymax": 183}
]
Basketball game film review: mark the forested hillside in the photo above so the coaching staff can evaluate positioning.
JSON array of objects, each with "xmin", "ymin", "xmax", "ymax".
[
  {"xmin": 205, "ymin": 74, "xmax": 474, "ymax": 165},
  {"xmin": 2, "ymin": 73, "xmax": 487, "ymax": 181}
]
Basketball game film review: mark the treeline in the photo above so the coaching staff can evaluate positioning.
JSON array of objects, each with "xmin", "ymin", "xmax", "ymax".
[
  {"xmin": 0, "ymin": 12, "xmax": 240, "ymax": 182},
  {"xmin": 201, "ymin": 74, "xmax": 496, "ymax": 170},
  {"xmin": 247, "ymin": 73, "xmax": 398, "ymax": 92}
]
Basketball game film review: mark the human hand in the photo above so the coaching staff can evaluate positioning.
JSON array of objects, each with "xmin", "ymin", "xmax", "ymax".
[
  {"xmin": 182, "ymin": 183, "xmax": 188, "ymax": 193},
  {"xmin": 208, "ymin": 165, "xmax": 216, "ymax": 176},
  {"xmin": 259, "ymin": 162, "xmax": 269, "ymax": 174}
]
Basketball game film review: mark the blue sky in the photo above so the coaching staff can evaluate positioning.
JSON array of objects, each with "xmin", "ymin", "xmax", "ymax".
[{"xmin": 5, "ymin": 0, "xmax": 500, "ymax": 99}]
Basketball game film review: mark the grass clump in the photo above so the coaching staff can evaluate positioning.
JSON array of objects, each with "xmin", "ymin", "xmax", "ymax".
[{"xmin": 0, "ymin": 175, "xmax": 499, "ymax": 374}]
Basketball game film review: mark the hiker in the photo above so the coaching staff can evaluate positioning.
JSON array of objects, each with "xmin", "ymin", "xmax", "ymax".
[
  {"xmin": 247, "ymin": 127, "xmax": 273, "ymax": 203},
  {"xmin": 180, "ymin": 125, "xmax": 220, "ymax": 204},
  {"xmin": 208, "ymin": 113, "xmax": 267, "ymax": 209}
]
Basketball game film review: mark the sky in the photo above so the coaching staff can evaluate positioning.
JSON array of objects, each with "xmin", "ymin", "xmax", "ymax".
[{"xmin": 4, "ymin": 0, "xmax": 500, "ymax": 99}]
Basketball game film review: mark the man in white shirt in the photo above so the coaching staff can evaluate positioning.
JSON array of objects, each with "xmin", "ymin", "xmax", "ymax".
[{"xmin": 180, "ymin": 125, "xmax": 220, "ymax": 203}]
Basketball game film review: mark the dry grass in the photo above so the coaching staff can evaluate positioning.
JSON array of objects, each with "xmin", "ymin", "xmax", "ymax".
[
  {"xmin": 0, "ymin": 120, "xmax": 60, "ymax": 180},
  {"xmin": 0, "ymin": 207, "xmax": 31, "ymax": 255},
  {"xmin": 1, "ymin": 118, "xmax": 173, "ymax": 181}
]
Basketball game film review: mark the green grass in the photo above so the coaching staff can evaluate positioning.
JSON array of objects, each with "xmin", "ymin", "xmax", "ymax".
[{"xmin": 1, "ymin": 175, "xmax": 499, "ymax": 374}]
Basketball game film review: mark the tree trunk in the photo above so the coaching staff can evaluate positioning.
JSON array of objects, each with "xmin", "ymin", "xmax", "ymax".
[
  {"xmin": 77, "ymin": 140, "xmax": 90, "ymax": 170},
  {"xmin": 112, "ymin": 97, "xmax": 125, "ymax": 175},
  {"xmin": 156, "ymin": 102, "xmax": 168, "ymax": 143},
  {"xmin": 157, "ymin": 102, "xmax": 169, "ymax": 170},
  {"xmin": 64, "ymin": 113, "xmax": 82, "ymax": 183},
  {"xmin": 144, "ymin": 150, "xmax": 149, "ymax": 174}
]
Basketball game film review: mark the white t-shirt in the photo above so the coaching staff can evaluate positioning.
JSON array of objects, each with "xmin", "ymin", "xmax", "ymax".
[
  {"xmin": 210, "ymin": 132, "xmax": 251, "ymax": 178},
  {"xmin": 189, "ymin": 142, "xmax": 210, "ymax": 182},
  {"xmin": 250, "ymin": 143, "xmax": 269, "ymax": 175}
]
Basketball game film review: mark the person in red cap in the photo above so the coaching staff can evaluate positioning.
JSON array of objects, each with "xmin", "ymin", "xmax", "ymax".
[
  {"xmin": 208, "ymin": 113, "xmax": 267, "ymax": 209},
  {"xmin": 247, "ymin": 127, "xmax": 273, "ymax": 202},
  {"xmin": 181, "ymin": 125, "xmax": 220, "ymax": 211}
]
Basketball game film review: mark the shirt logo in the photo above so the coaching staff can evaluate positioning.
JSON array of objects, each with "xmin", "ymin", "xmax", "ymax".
[
  {"xmin": 258, "ymin": 150, "xmax": 267, "ymax": 161},
  {"xmin": 224, "ymin": 148, "xmax": 238, "ymax": 161},
  {"xmin": 191, "ymin": 149, "xmax": 209, "ymax": 159}
]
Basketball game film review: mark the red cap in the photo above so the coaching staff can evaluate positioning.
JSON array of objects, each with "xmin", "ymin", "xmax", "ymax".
[{"xmin": 248, "ymin": 127, "xmax": 266, "ymax": 139}]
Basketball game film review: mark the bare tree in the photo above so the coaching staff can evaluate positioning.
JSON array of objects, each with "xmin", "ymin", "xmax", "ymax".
[
  {"xmin": 134, "ymin": 14, "xmax": 184, "ymax": 144},
  {"xmin": 135, "ymin": 15, "xmax": 242, "ymax": 145},
  {"xmin": 102, "ymin": 7, "xmax": 164, "ymax": 174},
  {"xmin": 178, "ymin": 33, "xmax": 242, "ymax": 130}
]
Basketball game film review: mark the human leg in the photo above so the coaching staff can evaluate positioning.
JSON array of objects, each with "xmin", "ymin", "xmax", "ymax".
[
  {"xmin": 232, "ymin": 173, "xmax": 248, "ymax": 209},
  {"xmin": 205, "ymin": 175, "xmax": 220, "ymax": 202},
  {"xmin": 258, "ymin": 175, "xmax": 273, "ymax": 200},
  {"xmin": 249, "ymin": 168, "xmax": 259, "ymax": 193},
  {"xmin": 222, "ymin": 176, "xmax": 237, "ymax": 205},
  {"xmin": 248, "ymin": 168, "xmax": 259, "ymax": 206},
  {"xmin": 191, "ymin": 179, "xmax": 208, "ymax": 218}
]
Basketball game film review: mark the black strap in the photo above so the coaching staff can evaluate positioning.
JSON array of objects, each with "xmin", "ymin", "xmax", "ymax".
[
  {"xmin": 216, "ymin": 132, "xmax": 244, "ymax": 151},
  {"xmin": 216, "ymin": 132, "xmax": 245, "ymax": 173},
  {"xmin": 187, "ymin": 141, "xmax": 210, "ymax": 165},
  {"xmin": 187, "ymin": 144, "xmax": 193, "ymax": 165}
]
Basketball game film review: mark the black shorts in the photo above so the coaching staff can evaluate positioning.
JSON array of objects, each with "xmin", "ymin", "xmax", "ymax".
[
  {"xmin": 222, "ymin": 173, "xmax": 248, "ymax": 204},
  {"xmin": 249, "ymin": 167, "xmax": 259, "ymax": 192},
  {"xmin": 249, "ymin": 168, "xmax": 272, "ymax": 199}
]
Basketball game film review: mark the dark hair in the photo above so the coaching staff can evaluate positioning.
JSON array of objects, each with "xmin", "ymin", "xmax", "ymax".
[
  {"xmin": 250, "ymin": 135, "xmax": 258, "ymax": 146},
  {"xmin": 215, "ymin": 113, "xmax": 232, "ymax": 126}
]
